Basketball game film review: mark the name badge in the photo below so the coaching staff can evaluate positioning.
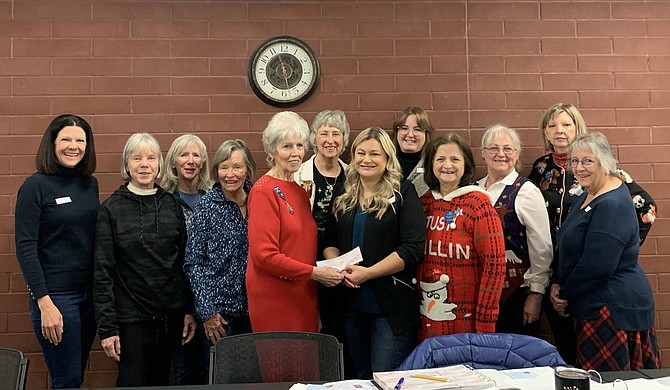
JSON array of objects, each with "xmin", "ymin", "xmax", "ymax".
[
  {"xmin": 585, "ymin": 206, "xmax": 591, "ymax": 213},
  {"xmin": 416, "ymin": 167, "xmax": 424, "ymax": 173},
  {"xmin": 389, "ymin": 196, "xmax": 396, "ymax": 203},
  {"xmin": 55, "ymin": 197, "xmax": 72, "ymax": 205}
]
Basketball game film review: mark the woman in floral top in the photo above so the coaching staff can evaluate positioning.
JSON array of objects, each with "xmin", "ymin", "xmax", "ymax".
[{"xmin": 528, "ymin": 102, "xmax": 657, "ymax": 365}]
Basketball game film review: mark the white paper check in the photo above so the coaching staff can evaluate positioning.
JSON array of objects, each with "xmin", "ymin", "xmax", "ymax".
[{"xmin": 316, "ymin": 247, "xmax": 363, "ymax": 271}]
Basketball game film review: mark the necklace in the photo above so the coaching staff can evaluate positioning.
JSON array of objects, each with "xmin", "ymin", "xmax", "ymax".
[{"xmin": 324, "ymin": 175, "xmax": 337, "ymax": 191}]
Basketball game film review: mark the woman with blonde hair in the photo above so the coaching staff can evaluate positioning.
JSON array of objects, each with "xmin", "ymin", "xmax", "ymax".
[
  {"xmin": 324, "ymin": 127, "xmax": 425, "ymax": 379},
  {"xmin": 161, "ymin": 133, "xmax": 211, "ymax": 384}
]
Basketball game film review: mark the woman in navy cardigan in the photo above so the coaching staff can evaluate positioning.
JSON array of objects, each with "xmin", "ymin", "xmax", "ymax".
[
  {"xmin": 323, "ymin": 127, "xmax": 425, "ymax": 379},
  {"xmin": 552, "ymin": 132, "xmax": 660, "ymax": 371}
]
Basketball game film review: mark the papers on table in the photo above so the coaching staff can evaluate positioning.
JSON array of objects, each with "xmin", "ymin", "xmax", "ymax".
[
  {"xmin": 289, "ymin": 380, "xmax": 377, "ymax": 390},
  {"xmin": 317, "ymin": 247, "xmax": 363, "ymax": 271}
]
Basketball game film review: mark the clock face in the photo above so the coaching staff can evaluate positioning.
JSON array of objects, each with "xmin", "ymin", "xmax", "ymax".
[{"xmin": 248, "ymin": 36, "xmax": 320, "ymax": 107}]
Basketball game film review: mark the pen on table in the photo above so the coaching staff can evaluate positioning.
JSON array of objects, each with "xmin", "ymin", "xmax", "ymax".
[
  {"xmin": 412, "ymin": 374, "xmax": 448, "ymax": 382},
  {"xmin": 394, "ymin": 377, "xmax": 404, "ymax": 390}
]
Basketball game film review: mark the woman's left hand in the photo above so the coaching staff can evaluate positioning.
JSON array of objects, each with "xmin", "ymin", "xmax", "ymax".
[
  {"xmin": 342, "ymin": 265, "xmax": 371, "ymax": 288},
  {"xmin": 523, "ymin": 293, "xmax": 543, "ymax": 325},
  {"xmin": 182, "ymin": 314, "xmax": 197, "ymax": 345}
]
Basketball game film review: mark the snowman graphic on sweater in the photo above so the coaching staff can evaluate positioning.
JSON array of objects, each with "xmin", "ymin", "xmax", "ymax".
[{"xmin": 419, "ymin": 274, "xmax": 457, "ymax": 321}]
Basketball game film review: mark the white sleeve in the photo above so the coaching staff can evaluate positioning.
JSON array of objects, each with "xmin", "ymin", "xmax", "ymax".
[{"xmin": 516, "ymin": 181, "xmax": 553, "ymax": 294}]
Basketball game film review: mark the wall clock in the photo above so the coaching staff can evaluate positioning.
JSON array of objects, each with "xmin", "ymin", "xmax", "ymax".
[{"xmin": 248, "ymin": 36, "xmax": 320, "ymax": 108}]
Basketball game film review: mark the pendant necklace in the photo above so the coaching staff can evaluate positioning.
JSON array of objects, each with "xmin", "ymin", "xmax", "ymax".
[{"xmin": 324, "ymin": 175, "xmax": 337, "ymax": 191}]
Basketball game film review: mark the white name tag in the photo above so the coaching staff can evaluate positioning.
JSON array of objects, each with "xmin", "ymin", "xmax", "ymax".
[
  {"xmin": 416, "ymin": 167, "xmax": 424, "ymax": 173},
  {"xmin": 585, "ymin": 206, "xmax": 591, "ymax": 213},
  {"xmin": 389, "ymin": 196, "xmax": 396, "ymax": 203},
  {"xmin": 55, "ymin": 197, "xmax": 72, "ymax": 205}
]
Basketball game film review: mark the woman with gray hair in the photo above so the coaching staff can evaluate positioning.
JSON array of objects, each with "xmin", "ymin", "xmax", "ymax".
[
  {"xmin": 475, "ymin": 124, "xmax": 552, "ymax": 337},
  {"xmin": 552, "ymin": 132, "xmax": 660, "ymax": 371},
  {"xmin": 94, "ymin": 133, "xmax": 194, "ymax": 386},
  {"xmin": 246, "ymin": 111, "xmax": 343, "ymax": 332},
  {"xmin": 184, "ymin": 139, "xmax": 256, "ymax": 375}
]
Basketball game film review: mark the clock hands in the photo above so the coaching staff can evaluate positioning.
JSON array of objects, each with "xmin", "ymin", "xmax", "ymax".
[{"xmin": 277, "ymin": 54, "xmax": 290, "ymax": 90}]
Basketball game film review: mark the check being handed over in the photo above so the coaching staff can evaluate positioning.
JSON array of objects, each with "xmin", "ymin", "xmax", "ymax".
[{"xmin": 316, "ymin": 247, "xmax": 363, "ymax": 271}]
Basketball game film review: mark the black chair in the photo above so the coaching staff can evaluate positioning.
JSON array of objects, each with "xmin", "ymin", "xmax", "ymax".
[
  {"xmin": 209, "ymin": 331, "xmax": 344, "ymax": 384},
  {"xmin": 0, "ymin": 347, "xmax": 29, "ymax": 390}
]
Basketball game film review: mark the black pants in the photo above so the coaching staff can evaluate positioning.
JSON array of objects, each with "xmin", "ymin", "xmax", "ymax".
[
  {"xmin": 495, "ymin": 287, "xmax": 541, "ymax": 337},
  {"xmin": 117, "ymin": 315, "xmax": 183, "ymax": 387}
]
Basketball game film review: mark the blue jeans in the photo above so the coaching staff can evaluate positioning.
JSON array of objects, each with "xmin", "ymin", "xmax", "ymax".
[
  {"xmin": 29, "ymin": 290, "xmax": 96, "ymax": 389},
  {"xmin": 343, "ymin": 310, "xmax": 417, "ymax": 379}
]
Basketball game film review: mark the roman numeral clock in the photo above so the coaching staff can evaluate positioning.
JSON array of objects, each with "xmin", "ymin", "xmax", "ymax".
[{"xmin": 248, "ymin": 36, "xmax": 320, "ymax": 108}]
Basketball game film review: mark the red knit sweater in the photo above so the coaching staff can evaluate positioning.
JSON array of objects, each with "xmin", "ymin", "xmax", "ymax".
[{"xmin": 417, "ymin": 187, "xmax": 506, "ymax": 339}]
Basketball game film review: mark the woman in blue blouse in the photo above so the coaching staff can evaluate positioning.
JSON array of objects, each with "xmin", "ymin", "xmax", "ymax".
[
  {"xmin": 552, "ymin": 132, "xmax": 660, "ymax": 371},
  {"xmin": 184, "ymin": 139, "xmax": 256, "ymax": 358}
]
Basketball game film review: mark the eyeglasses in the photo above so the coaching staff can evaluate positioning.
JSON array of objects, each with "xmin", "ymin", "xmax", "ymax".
[
  {"xmin": 483, "ymin": 146, "xmax": 517, "ymax": 155},
  {"xmin": 398, "ymin": 126, "xmax": 425, "ymax": 134},
  {"xmin": 569, "ymin": 158, "xmax": 597, "ymax": 168}
]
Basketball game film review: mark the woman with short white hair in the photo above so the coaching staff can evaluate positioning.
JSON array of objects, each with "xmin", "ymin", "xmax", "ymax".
[
  {"xmin": 94, "ymin": 133, "xmax": 195, "ymax": 386},
  {"xmin": 552, "ymin": 132, "xmax": 660, "ymax": 371},
  {"xmin": 246, "ymin": 111, "xmax": 343, "ymax": 332}
]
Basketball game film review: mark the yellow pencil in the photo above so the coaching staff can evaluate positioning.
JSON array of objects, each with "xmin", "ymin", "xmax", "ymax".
[{"xmin": 412, "ymin": 374, "xmax": 448, "ymax": 382}]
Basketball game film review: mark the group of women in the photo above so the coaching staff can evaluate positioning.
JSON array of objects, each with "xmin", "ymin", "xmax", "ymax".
[{"xmin": 15, "ymin": 103, "xmax": 659, "ymax": 388}]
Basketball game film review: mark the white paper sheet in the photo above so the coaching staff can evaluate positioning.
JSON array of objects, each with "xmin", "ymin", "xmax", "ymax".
[{"xmin": 317, "ymin": 247, "xmax": 363, "ymax": 271}]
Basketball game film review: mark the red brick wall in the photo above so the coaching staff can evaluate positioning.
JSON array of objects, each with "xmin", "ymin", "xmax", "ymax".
[{"xmin": 1, "ymin": 1, "xmax": 668, "ymax": 387}]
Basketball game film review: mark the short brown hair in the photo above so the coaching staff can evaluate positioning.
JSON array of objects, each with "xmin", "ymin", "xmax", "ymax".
[
  {"xmin": 35, "ymin": 114, "xmax": 96, "ymax": 175},
  {"xmin": 423, "ymin": 134, "xmax": 476, "ymax": 192}
]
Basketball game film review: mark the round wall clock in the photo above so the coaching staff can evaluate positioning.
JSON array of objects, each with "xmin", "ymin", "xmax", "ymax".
[{"xmin": 248, "ymin": 36, "xmax": 320, "ymax": 108}]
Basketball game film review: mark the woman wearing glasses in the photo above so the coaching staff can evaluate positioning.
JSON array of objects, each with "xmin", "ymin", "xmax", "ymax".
[
  {"xmin": 551, "ymin": 132, "xmax": 660, "ymax": 371},
  {"xmin": 475, "ymin": 124, "xmax": 552, "ymax": 337},
  {"xmin": 528, "ymin": 103, "xmax": 656, "ymax": 364},
  {"xmin": 392, "ymin": 107, "xmax": 435, "ymax": 196}
]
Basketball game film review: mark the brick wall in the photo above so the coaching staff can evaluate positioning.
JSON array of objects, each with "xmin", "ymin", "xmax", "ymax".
[{"xmin": 0, "ymin": 0, "xmax": 668, "ymax": 387}]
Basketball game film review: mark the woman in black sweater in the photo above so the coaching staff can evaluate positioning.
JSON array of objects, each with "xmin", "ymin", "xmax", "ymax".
[{"xmin": 15, "ymin": 114, "xmax": 99, "ymax": 388}]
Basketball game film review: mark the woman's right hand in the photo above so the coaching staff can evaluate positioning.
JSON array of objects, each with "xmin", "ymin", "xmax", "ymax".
[
  {"xmin": 204, "ymin": 313, "xmax": 228, "ymax": 344},
  {"xmin": 37, "ymin": 295, "xmax": 63, "ymax": 345},
  {"xmin": 549, "ymin": 283, "xmax": 569, "ymax": 317},
  {"xmin": 311, "ymin": 266, "xmax": 344, "ymax": 287},
  {"xmin": 101, "ymin": 336, "xmax": 121, "ymax": 361}
]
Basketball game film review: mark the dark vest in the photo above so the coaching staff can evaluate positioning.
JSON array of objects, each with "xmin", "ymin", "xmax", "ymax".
[{"xmin": 494, "ymin": 176, "xmax": 531, "ymax": 303}]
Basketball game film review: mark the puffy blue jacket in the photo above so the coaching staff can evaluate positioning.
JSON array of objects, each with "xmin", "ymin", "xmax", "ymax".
[{"xmin": 398, "ymin": 333, "xmax": 565, "ymax": 370}]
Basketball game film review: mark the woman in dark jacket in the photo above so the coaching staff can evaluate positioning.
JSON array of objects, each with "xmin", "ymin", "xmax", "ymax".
[
  {"xmin": 324, "ymin": 127, "xmax": 425, "ymax": 379},
  {"xmin": 94, "ymin": 132, "xmax": 194, "ymax": 386}
]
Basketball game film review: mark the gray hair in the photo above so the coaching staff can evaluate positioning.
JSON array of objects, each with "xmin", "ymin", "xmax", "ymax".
[
  {"xmin": 481, "ymin": 123, "xmax": 522, "ymax": 171},
  {"xmin": 262, "ymin": 111, "xmax": 310, "ymax": 167},
  {"xmin": 569, "ymin": 132, "xmax": 618, "ymax": 175},
  {"xmin": 121, "ymin": 132, "xmax": 164, "ymax": 181},
  {"xmin": 161, "ymin": 134, "xmax": 212, "ymax": 192},
  {"xmin": 211, "ymin": 139, "xmax": 257, "ymax": 182},
  {"xmin": 309, "ymin": 110, "xmax": 351, "ymax": 152}
]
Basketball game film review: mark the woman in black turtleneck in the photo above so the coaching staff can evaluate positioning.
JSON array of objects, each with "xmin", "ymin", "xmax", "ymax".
[
  {"xmin": 392, "ymin": 107, "xmax": 435, "ymax": 196},
  {"xmin": 15, "ymin": 114, "xmax": 99, "ymax": 388}
]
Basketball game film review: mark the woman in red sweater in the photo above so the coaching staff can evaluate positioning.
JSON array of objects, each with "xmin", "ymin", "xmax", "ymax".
[
  {"xmin": 246, "ymin": 111, "xmax": 343, "ymax": 332},
  {"xmin": 416, "ymin": 134, "xmax": 506, "ymax": 340}
]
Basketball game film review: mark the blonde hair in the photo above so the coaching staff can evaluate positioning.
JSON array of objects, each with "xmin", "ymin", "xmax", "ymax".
[
  {"xmin": 540, "ymin": 103, "xmax": 588, "ymax": 151},
  {"xmin": 161, "ymin": 134, "xmax": 212, "ymax": 192},
  {"xmin": 333, "ymin": 127, "xmax": 403, "ymax": 220}
]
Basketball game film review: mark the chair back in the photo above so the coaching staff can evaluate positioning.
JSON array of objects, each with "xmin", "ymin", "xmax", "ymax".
[
  {"xmin": 0, "ymin": 348, "xmax": 29, "ymax": 390},
  {"xmin": 209, "ymin": 331, "xmax": 344, "ymax": 384},
  {"xmin": 398, "ymin": 333, "xmax": 566, "ymax": 371}
]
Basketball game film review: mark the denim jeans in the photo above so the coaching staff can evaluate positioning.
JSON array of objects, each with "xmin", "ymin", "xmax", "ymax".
[
  {"xmin": 29, "ymin": 290, "xmax": 96, "ymax": 389},
  {"xmin": 343, "ymin": 310, "xmax": 417, "ymax": 379}
]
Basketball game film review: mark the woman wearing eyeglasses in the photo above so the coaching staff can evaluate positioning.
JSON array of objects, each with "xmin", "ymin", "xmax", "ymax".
[
  {"xmin": 551, "ymin": 132, "xmax": 660, "ymax": 371},
  {"xmin": 528, "ymin": 103, "xmax": 656, "ymax": 365},
  {"xmin": 475, "ymin": 124, "xmax": 552, "ymax": 337},
  {"xmin": 392, "ymin": 107, "xmax": 434, "ymax": 196}
]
